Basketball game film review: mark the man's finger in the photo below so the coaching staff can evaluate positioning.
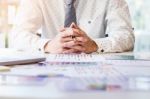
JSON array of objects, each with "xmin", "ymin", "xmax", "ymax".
[
  {"xmin": 72, "ymin": 28, "xmax": 86, "ymax": 36},
  {"xmin": 74, "ymin": 36, "xmax": 88, "ymax": 43},
  {"xmin": 71, "ymin": 45, "xmax": 85, "ymax": 52},
  {"xmin": 62, "ymin": 49, "xmax": 77, "ymax": 54},
  {"xmin": 61, "ymin": 36, "xmax": 73, "ymax": 42},
  {"xmin": 61, "ymin": 36, "xmax": 85, "ymax": 43},
  {"xmin": 60, "ymin": 28, "xmax": 80, "ymax": 38},
  {"xmin": 62, "ymin": 41, "xmax": 77, "ymax": 48}
]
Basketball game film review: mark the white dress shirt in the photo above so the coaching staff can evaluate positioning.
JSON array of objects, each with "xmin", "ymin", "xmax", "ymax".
[{"xmin": 9, "ymin": 0, "xmax": 134, "ymax": 53}]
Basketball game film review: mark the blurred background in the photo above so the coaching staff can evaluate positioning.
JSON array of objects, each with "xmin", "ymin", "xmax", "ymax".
[
  {"xmin": 0, "ymin": 0, "xmax": 19, "ymax": 48},
  {"xmin": 0, "ymin": 0, "xmax": 150, "ymax": 49}
]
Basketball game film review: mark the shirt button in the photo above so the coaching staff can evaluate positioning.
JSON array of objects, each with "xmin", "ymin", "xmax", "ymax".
[
  {"xmin": 132, "ymin": 28, "xmax": 134, "ymax": 30},
  {"xmin": 88, "ymin": 21, "xmax": 92, "ymax": 24},
  {"xmin": 105, "ymin": 34, "xmax": 109, "ymax": 37},
  {"xmin": 101, "ymin": 49, "xmax": 104, "ymax": 53}
]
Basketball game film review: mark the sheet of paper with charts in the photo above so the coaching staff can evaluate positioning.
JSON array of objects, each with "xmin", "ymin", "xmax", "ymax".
[
  {"xmin": 0, "ymin": 62, "xmax": 128, "ymax": 91},
  {"xmin": 0, "ymin": 54, "xmax": 128, "ymax": 91},
  {"xmin": 1, "ymin": 54, "xmax": 150, "ymax": 92}
]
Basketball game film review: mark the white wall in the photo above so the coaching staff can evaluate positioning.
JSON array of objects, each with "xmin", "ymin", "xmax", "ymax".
[
  {"xmin": 126, "ymin": 0, "xmax": 150, "ymax": 32},
  {"xmin": 0, "ymin": 33, "xmax": 5, "ymax": 48}
]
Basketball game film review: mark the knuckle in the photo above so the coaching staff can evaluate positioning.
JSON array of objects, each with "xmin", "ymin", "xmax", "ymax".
[
  {"xmin": 77, "ymin": 29, "xmax": 81, "ymax": 33},
  {"xmin": 80, "ymin": 37, "xmax": 85, "ymax": 41},
  {"xmin": 81, "ymin": 38, "xmax": 87, "ymax": 42},
  {"xmin": 63, "ymin": 42, "xmax": 68, "ymax": 47},
  {"xmin": 71, "ymin": 49, "xmax": 75, "ymax": 53},
  {"xmin": 67, "ymin": 28, "xmax": 73, "ymax": 35},
  {"xmin": 70, "ymin": 41, "xmax": 74, "ymax": 46},
  {"xmin": 72, "ymin": 32, "xmax": 76, "ymax": 36}
]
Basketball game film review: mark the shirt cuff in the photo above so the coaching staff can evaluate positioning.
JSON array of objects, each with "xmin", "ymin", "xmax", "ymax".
[
  {"xmin": 37, "ymin": 39, "xmax": 50, "ymax": 53},
  {"xmin": 94, "ymin": 38, "xmax": 113, "ymax": 53}
]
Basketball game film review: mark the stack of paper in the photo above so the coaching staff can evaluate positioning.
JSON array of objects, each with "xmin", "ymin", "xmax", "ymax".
[{"xmin": 0, "ymin": 49, "xmax": 46, "ymax": 66}]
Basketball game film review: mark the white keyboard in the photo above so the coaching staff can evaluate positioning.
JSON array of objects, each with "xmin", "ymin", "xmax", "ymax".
[{"xmin": 47, "ymin": 54, "xmax": 104, "ymax": 62}]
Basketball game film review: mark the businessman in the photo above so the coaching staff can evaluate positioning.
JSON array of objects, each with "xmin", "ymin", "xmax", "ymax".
[{"xmin": 10, "ymin": 0, "xmax": 134, "ymax": 54}]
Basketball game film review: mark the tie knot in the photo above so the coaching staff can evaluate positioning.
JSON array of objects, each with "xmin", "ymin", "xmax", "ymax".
[{"xmin": 65, "ymin": 0, "xmax": 75, "ymax": 5}]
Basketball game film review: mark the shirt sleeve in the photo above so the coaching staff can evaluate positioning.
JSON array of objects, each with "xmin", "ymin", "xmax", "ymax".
[
  {"xmin": 9, "ymin": 0, "xmax": 50, "ymax": 52},
  {"xmin": 94, "ymin": 0, "xmax": 135, "ymax": 53}
]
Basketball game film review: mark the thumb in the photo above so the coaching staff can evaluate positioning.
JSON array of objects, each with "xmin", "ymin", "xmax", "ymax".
[{"xmin": 70, "ymin": 22, "xmax": 79, "ymax": 29}]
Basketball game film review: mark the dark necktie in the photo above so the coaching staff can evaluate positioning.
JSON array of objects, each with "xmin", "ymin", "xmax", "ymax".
[{"xmin": 64, "ymin": 0, "xmax": 77, "ymax": 27}]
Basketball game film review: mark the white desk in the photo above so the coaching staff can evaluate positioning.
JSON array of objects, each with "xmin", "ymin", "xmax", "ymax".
[
  {"xmin": 0, "ymin": 49, "xmax": 150, "ymax": 99},
  {"xmin": 1, "ymin": 86, "xmax": 150, "ymax": 99}
]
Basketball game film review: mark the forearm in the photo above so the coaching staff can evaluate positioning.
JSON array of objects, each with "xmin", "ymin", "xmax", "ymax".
[
  {"xmin": 9, "ymin": 0, "xmax": 49, "ymax": 51},
  {"xmin": 9, "ymin": 29, "xmax": 50, "ymax": 52},
  {"xmin": 94, "ymin": 0, "xmax": 134, "ymax": 53},
  {"xmin": 94, "ymin": 30, "xmax": 134, "ymax": 53}
]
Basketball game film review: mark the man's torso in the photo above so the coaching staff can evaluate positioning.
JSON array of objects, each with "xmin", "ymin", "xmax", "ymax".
[{"xmin": 37, "ymin": 0, "xmax": 109, "ymax": 39}]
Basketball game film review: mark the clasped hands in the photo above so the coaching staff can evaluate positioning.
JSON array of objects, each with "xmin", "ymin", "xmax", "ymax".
[{"xmin": 44, "ymin": 23, "xmax": 98, "ymax": 54}]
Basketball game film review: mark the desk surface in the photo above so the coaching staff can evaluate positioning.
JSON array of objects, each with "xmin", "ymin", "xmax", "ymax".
[
  {"xmin": 1, "ymin": 85, "xmax": 150, "ymax": 99},
  {"xmin": 0, "ymin": 49, "xmax": 150, "ymax": 99}
]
